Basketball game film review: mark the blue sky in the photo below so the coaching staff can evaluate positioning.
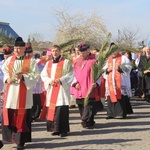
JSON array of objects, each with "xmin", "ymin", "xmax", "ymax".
[{"xmin": 0, "ymin": 0, "xmax": 150, "ymax": 43}]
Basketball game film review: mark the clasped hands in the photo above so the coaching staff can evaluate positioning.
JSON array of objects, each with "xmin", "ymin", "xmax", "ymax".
[
  {"xmin": 7, "ymin": 72, "xmax": 23, "ymax": 84},
  {"xmin": 50, "ymin": 79, "xmax": 61, "ymax": 86}
]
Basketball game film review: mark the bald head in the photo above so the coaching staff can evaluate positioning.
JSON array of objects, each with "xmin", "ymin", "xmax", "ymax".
[{"xmin": 143, "ymin": 46, "xmax": 150, "ymax": 56}]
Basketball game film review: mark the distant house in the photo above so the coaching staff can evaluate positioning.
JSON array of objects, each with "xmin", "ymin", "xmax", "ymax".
[
  {"xmin": 0, "ymin": 22, "xmax": 19, "ymax": 39},
  {"xmin": 38, "ymin": 41, "xmax": 53, "ymax": 50}
]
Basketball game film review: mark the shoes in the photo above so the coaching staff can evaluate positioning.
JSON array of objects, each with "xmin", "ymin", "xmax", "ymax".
[
  {"xmin": 106, "ymin": 116, "xmax": 114, "ymax": 119},
  {"xmin": 0, "ymin": 141, "xmax": 3, "ymax": 149},
  {"xmin": 60, "ymin": 133, "xmax": 68, "ymax": 137},
  {"xmin": 69, "ymin": 105, "xmax": 76, "ymax": 108},
  {"xmin": 86, "ymin": 121, "xmax": 95, "ymax": 127},
  {"xmin": 81, "ymin": 121, "xmax": 95, "ymax": 129},
  {"xmin": 17, "ymin": 142, "xmax": 25, "ymax": 150},
  {"xmin": 81, "ymin": 121, "xmax": 87, "ymax": 128},
  {"xmin": 51, "ymin": 132, "xmax": 60, "ymax": 136}
]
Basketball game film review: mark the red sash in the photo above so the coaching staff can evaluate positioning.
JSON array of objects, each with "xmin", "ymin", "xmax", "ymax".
[
  {"xmin": 108, "ymin": 54, "xmax": 121, "ymax": 102},
  {"xmin": 99, "ymin": 76, "xmax": 105, "ymax": 98},
  {"xmin": 37, "ymin": 58, "xmax": 46, "ymax": 66},
  {"xmin": 46, "ymin": 58, "xmax": 64, "ymax": 121},
  {"xmin": 39, "ymin": 91, "xmax": 47, "ymax": 119},
  {"xmin": 3, "ymin": 55, "xmax": 30, "ymax": 132}
]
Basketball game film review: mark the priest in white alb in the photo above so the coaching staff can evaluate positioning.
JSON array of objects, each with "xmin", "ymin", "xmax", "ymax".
[
  {"xmin": 1, "ymin": 37, "xmax": 39, "ymax": 149},
  {"xmin": 41, "ymin": 45, "xmax": 73, "ymax": 137}
]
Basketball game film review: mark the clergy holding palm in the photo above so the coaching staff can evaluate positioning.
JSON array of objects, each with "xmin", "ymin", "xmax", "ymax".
[
  {"xmin": 41, "ymin": 45, "xmax": 73, "ymax": 137},
  {"xmin": 1, "ymin": 37, "xmax": 39, "ymax": 149},
  {"xmin": 71, "ymin": 43, "xmax": 101, "ymax": 129},
  {"xmin": 104, "ymin": 51, "xmax": 133, "ymax": 119}
]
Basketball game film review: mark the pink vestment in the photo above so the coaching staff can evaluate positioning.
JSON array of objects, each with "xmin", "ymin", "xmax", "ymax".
[{"xmin": 71, "ymin": 54, "xmax": 100, "ymax": 99}]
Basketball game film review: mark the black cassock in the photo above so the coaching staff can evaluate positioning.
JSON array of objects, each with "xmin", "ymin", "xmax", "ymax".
[{"xmin": 2, "ymin": 109, "xmax": 32, "ymax": 144}]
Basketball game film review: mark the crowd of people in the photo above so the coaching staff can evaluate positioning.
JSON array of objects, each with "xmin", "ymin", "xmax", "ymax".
[{"xmin": 0, "ymin": 37, "xmax": 150, "ymax": 150}]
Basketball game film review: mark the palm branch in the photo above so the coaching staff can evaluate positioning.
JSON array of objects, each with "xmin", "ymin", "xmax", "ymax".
[
  {"xmin": 145, "ymin": 60, "xmax": 150, "ymax": 70},
  {"xmin": 138, "ymin": 57, "xmax": 150, "ymax": 76},
  {"xmin": 84, "ymin": 33, "xmax": 139, "ymax": 106},
  {"xmin": 59, "ymin": 39, "xmax": 81, "ymax": 52}
]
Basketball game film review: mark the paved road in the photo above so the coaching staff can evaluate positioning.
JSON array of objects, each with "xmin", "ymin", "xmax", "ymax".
[{"xmin": 1, "ymin": 97, "xmax": 150, "ymax": 150}]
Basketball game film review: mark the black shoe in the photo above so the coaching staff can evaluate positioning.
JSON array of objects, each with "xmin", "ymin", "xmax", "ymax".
[
  {"xmin": 60, "ymin": 133, "xmax": 68, "ymax": 137},
  {"xmin": 106, "ymin": 116, "xmax": 114, "ymax": 119},
  {"xmin": 17, "ymin": 143, "xmax": 24, "ymax": 150},
  {"xmin": 81, "ymin": 121, "xmax": 87, "ymax": 128},
  {"xmin": 0, "ymin": 141, "xmax": 3, "ymax": 149},
  {"xmin": 86, "ymin": 121, "xmax": 95, "ymax": 129},
  {"xmin": 51, "ymin": 132, "xmax": 60, "ymax": 136},
  {"xmin": 69, "ymin": 105, "xmax": 76, "ymax": 108}
]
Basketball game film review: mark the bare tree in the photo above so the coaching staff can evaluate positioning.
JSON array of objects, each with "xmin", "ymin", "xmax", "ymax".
[
  {"xmin": 114, "ymin": 26, "xmax": 142, "ymax": 48},
  {"xmin": 52, "ymin": 8, "xmax": 107, "ymax": 49},
  {"xmin": 27, "ymin": 32, "xmax": 44, "ymax": 51}
]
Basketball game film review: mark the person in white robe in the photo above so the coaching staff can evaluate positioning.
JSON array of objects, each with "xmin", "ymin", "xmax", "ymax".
[
  {"xmin": 0, "ymin": 46, "xmax": 13, "ymax": 123},
  {"xmin": 103, "ymin": 52, "xmax": 133, "ymax": 119},
  {"xmin": 1, "ymin": 37, "xmax": 39, "ymax": 149},
  {"xmin": 41, "ymin": 45, "xmax": 73, "ymax": 137}
]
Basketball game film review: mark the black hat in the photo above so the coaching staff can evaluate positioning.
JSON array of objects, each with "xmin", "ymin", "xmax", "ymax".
[
  {"xmin": 25, "ymin": 45, "xmax": 33, "ymax": 54},
  {"xmin": 41, "ymin": 50, "xmax": 47, "ymax": 56},
  {"xmin": 14, "ymin": 37, "xmax": 25, "ymax": 47},
  {"xmin": 34, "ymin": 53, "xmax": 40, "ymax": 59},
  {"xmin": 78, "ymin": 42, "xmax": 90, "ymax": 52},
  {"xmin": 110, "ymin": 42, "xmax": 115, "ymax": 47},
  {"xmin": 3, "ymin": 46, "xmax": 12, "ymax": 55}
]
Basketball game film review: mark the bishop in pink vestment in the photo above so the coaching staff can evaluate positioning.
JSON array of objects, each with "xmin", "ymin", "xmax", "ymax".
[{"xmin": 71, "ymin": 43, "xmax": 101, "ymax": 128}]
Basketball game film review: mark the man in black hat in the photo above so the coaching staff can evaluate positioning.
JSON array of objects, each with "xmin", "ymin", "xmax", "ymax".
[
  {"xmin": 71, "ymin": 43, "xmax": 101, "ymax": 128},
  {"xmin": 1, "ymin": 37, "xmax": 39, "ymax": 149},
  {"xmin": 25, "ymin": 44, "xmax": 33, "ymax": 57},
  {"xmin": 3, "ymin": 46, "xmax": 13, "ymax": 61}
]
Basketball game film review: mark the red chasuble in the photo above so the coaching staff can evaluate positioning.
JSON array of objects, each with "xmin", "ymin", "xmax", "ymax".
[
  {"xmin": 46, "ymin": 58, "xmax": 64, "ymax": 121},
  {"xmin": 107, "ymin": 54, "xmax": 121, "ymax": 102}
]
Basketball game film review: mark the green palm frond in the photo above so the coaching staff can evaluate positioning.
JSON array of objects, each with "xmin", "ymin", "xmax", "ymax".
[
  {"xmin": 94, "ymin": 44, "xmax": 139, "ymax": 82},
  {"xmin": 84, "ymin": 33, "xmax": 139, "ymax": 106},
  {"xmin": 59, "ymin": 39, "xmax": 81, "ymax": 52},
  {"xmin": 99, "ymin": 32, "xmax": 111, "ymax": 52},
  {"xmin": 139, "ymin": 57, "xmax": 150, "ymax": 76},
  {"xmin": 145, "ymin": 60, "xmax": 150, "ymax": 70}
]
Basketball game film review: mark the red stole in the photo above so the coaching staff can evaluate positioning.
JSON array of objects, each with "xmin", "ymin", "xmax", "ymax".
[
  {"xmin": 99, "ymin": 76, "xmax": 106, "ymax": 99},
  {"xmin": 107, "ymin": 54, "xmax": 121, "ymax": 102},
  {"xmin": 37, "ymin": 58, "xmax": 46, "ymax": 66},
  {"xmin": 46, "ymin": 58, "xmax": 65, "ymax": 121},
  {"xmin": 39, "ymin": 91, "xmax": 47, "ymax": 119},
  {"xmin": 3, "ymin": 55, "xmax": 30, "ymax": 132}
]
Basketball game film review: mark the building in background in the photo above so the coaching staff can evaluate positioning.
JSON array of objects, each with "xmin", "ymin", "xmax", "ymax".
[
  {"xmin": 0, "ymin": 22, "xmax": 19, "ymax": 59},
  {"xmin": 0, "ymin": 22, "xmax": 19, "ymax": 39}
]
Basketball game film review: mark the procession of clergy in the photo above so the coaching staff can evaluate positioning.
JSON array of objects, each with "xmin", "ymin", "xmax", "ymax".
[{"xmin": 0, "ymin": 36, "xmax": 150, "ymax": 149}]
